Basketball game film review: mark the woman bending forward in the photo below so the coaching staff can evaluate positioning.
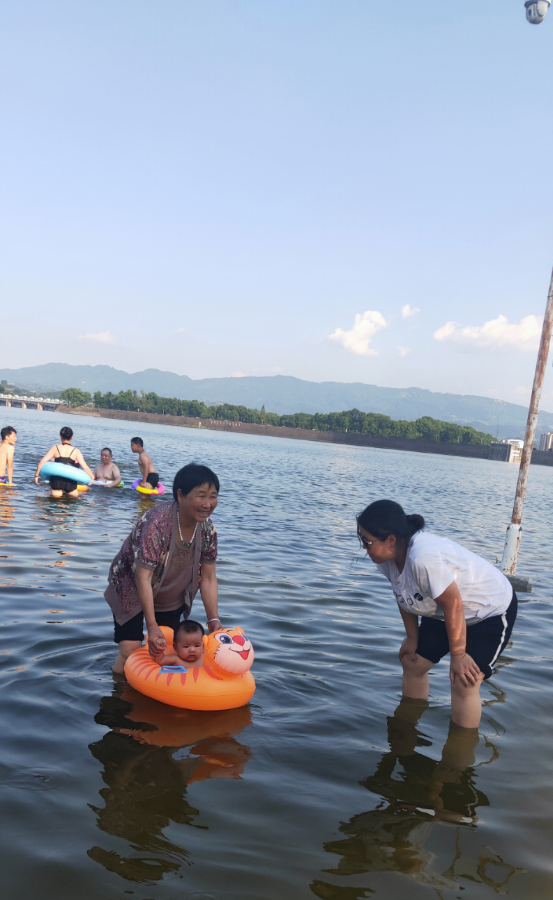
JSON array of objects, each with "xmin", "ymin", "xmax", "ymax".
[{"xmin": 358, "ymin": 500, "xmax": 516, "ymax": 728}]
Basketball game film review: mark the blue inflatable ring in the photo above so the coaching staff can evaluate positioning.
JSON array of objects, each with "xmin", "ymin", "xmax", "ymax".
[{"xmin": 40, "ymin": 461, "xmax": 91, "ymax": 485}]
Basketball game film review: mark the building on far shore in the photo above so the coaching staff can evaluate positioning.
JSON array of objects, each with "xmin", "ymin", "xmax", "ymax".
[
  {"xmin": 489, "ymin": 439, "xmax": 524, "ymax": 463},
  {"xmin": 539, "ymin": 432, "xmax": 553, "ymax": 451}
]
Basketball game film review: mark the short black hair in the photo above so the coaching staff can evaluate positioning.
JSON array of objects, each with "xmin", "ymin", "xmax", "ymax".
[
  {"xmin": 131, "ymin": 437, "xmax": 143, "ymax": 447},
  {"xmin": 60, "ymin": 426, "xmax": 73, "ymax": 441},
  {"xmin": 101, "ymin": 447, "xmax": 112, "ymax": 455},
  {"xmin": 174, "ymin": 619, "xmax": 205, "ymax": 640},
  {"xmin": 1, "ymin": 426, "xmax": 16, "ymax": 440},
  {"xmin": 173, "ymin": 463, "xmax": 220, "ymax": 500}
]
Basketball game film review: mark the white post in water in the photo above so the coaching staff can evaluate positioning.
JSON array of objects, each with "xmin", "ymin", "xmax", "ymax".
[{"xmin": 501, "ymin": 267, "xmax": 553, "ymax": 582}]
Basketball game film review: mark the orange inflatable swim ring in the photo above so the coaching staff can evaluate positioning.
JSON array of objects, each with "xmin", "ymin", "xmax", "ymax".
[{"xmin": 124, "ymin": 624, "xmax": 255, "ymax": 711}]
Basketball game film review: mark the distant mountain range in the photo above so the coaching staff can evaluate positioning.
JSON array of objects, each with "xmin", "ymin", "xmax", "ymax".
[{"xmin": 1, "ymin": 362, "xmax": 552, "ymax": 439}]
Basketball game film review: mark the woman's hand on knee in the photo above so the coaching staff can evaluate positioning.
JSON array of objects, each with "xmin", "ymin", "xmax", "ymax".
[
  {"xmin": 399, "ymin": 637, "xmax": 418, "ymax": 664},
  {"xmin": 450, "ymin": 652, "xmax": 482, "ymax": 687}
]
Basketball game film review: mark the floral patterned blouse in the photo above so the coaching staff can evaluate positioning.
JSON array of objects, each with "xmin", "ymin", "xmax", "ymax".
[{"xmin": 104, "ymin": 501, "xmax": 217, "ymax": 625}]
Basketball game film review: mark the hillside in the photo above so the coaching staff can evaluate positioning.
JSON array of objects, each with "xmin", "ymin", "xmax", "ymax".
[{"xmin": 1, "ymin": 362, "xmax": 552, "ymax": 439}]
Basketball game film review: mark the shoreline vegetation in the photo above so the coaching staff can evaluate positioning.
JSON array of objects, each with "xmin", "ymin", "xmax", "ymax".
[{"xmin": 60, "ymin": 388, "xmax": 496, "ymax": 446}]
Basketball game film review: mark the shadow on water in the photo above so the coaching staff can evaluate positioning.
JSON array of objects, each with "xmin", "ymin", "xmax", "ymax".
[
  {"xmin": 311, "ymin": 690, "xmax": 525, "ymax": 899},
  {"xmin": 87, "ymin": 682, "xmax": 253, "ymax": 884}
]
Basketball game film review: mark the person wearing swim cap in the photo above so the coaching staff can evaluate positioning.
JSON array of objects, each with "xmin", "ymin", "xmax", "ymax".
[{"xmin": 357, "ymin": 499, "xmax": 517, "ymax": 729}]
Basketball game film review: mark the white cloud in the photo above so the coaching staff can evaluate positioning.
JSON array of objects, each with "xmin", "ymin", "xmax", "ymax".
[
  {"xmin": 401, "ymin": 304, "xmax": 420, "ymax": 319},
  {"xmin": 231, "ymin": 371, "xmax": 246, "ymax": 377},
  {"xmin": 176, "ymin": 328, "xmax": 189, "ymax": 335},
  {"xmin": 329, "ymin": 310, "xmax": 388, "ymax": 356},
  {"xmin": 397, "ymin": 345, "xmax": 411, "ymax": 357},
  {"xmin": 77, "ymin": 331, "xmax": 116, "ymax": 344},
  {"xmin": 433, "ymin": 314, "xmax": 542, "ymax": 352}
]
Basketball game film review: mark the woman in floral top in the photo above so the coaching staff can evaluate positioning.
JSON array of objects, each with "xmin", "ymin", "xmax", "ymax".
[{"xmin": 105, "ymin": 463, "xmax": 221, "ymax": 673}]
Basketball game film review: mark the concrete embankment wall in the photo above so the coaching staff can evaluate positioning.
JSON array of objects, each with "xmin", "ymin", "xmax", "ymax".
[{"xmin": 57, "ymin": 406, "xmax": 553, "ymax": 467}]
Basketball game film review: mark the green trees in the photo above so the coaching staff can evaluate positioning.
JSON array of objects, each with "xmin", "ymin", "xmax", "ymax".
[
  {"xmin": 91, "ymin": 390, "xmax": 495, "ymax": 445},
  {"xmin": 60, "ymin": 387, "xmax": 92, "ymax": 407}
]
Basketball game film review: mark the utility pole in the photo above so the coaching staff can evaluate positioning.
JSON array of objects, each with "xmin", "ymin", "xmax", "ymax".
[{"xmin": 501, "ymin": 267, "xmax": 553, "ymax": 590}]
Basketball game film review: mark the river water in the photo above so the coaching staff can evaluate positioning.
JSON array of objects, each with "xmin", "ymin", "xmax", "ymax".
[{"xmin": 0, "ymin": 408, "xmax": 552, "ymax": 900}]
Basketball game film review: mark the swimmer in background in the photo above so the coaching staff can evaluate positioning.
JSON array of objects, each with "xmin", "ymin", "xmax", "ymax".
[
  {"xmin": 94, "ymin": 447, "xmax": 122, "ymax": 487},
  {"xmin": 0, "ymin": 426, "xmax": 17, "ymax": 485},
  {"xmin": 130, "ymin": 437, "xmax": 159, "ymax": 490},
  {"xmin": 151, "ymin": 620, "xmax": 205, "ymax": 668},
  {"xmin": 34, "ymin": 426, "xmax": 95, "ymax": 497}
]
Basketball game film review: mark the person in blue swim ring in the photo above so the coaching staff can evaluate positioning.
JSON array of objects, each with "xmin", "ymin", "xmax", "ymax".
[{"xmin": 34, "ymin": 426, "xmax": 95, "ymax": 497}]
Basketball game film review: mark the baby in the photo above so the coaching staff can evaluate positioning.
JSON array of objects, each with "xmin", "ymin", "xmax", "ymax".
[{"xmin": 153, "ymin": 619, "xmax": 205, "ymax": 669}]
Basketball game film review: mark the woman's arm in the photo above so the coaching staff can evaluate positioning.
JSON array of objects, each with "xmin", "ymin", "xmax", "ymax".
[
  {"xmin": 434, "ymin": 582, "xmax": 481, "ymax": 687},
  {"xmin": 34, "ymin": 446, "xmax": 57, "ymax": 483},
  {"xmin": 398, "ymin": 606, "xmax": 419, "ymax": 662},
  {"xmin": 74, "ymin": 449, "xmax": 94, "ymax": 481},
  {"xmin": 199, "ymin": 562, "xmax": 220, "ymax": 632},
  {"xmin": 135, "ymin": 565, "xmax": 168, "ymax": 658}
]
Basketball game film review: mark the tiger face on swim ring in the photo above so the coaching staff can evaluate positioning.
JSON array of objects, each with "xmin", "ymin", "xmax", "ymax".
[{"xmin": 124, "ymin": 625, "xmax": 255, "ymax": 711}]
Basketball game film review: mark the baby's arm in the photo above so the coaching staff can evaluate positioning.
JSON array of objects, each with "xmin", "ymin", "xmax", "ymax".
[{"xmin": 151, "ymin": 651, "xmax": 184, "ymax": 666}]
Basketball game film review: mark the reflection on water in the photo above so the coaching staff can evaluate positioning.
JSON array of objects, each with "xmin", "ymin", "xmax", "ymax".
[
  {"xmin": 312, "ymin": 696, "xmax": 525, "ymax": 897},
  {"xmin": 88, "ymin": 683, "xmax": 253, "ymax": 883}
]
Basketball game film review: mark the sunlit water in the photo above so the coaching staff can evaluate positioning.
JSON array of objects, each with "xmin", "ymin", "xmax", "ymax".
[{"xmin": 0, "ymin": 408, "xmax": 552, "ymax": 900}]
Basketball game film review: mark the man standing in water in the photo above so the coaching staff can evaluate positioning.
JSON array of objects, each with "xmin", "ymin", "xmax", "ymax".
[
  {"xmin": 0, "ymin": 426, "xmax": 17, "ymax": 485},
  {"xmin": 94, "ymin": 448, "xmax": 122, "ymax": 487},
  {"xmin": 131, "ymin": 437, "xmax": 159, "ymax": 490}
]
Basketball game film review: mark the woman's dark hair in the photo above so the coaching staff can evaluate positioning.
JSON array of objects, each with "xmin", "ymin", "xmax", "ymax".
[
  {"xmin": 131, "ymin": 437, "xmax": 143, "ymax": 447},
  {"xmin": 357, "ymin": 499, "xmax": 425, "ymax": 543},
  {"xmin": 175, "ymin": 619, "xmax": 205, "ymax": 638},
  {"xmin": 173, "ymin": 463, "xmax": 220, "ymax": 500},
  {"xmin": 60, "ymin": 427, "xmax": 73, "ymax": 441}
]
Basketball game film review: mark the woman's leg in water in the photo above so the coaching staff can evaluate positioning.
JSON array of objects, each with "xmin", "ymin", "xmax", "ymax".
[
  {"xmin": 451, "ymin": 672, "xmax": 485, "ymax": 728},
  {"xmin": 401, "ymin": 653, "xmax": 434, "ymax": 699}
]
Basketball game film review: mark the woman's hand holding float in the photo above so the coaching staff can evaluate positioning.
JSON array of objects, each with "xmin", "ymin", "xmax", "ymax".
[{"xmin": 147, "ymin": 622, "xmax": 168, "ymax": 660}]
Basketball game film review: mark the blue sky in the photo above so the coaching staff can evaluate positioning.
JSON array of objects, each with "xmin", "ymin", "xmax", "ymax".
[{"xmin": 1, "ymin": 1, "xmax": 552, "ymax": 406}]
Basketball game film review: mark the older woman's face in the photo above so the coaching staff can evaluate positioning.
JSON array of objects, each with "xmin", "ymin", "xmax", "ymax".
[
  {"xmin": 358, "ymin": 526, "xmax": 397, "ymax": 564},
  {"xmin": 177, "ymin": 482, "xmax": 218, "ymax": 522}
]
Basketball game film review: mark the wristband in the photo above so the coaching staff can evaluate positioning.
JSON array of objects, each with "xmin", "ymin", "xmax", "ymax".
[{"xmin": 207, "ymin": 617, "xmax": 221, "ymax": 624}]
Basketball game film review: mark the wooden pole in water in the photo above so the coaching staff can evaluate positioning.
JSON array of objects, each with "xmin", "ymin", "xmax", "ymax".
[{"xmin": 501, "ymin": 266, "xmax": 553, "ymax": 586}]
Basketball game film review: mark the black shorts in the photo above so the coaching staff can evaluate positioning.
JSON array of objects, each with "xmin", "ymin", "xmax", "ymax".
[
  {"xmin": 416, "ymin": 591, "xmax": 517, "ymax": 680},
  {"xmin": 49, "ymin": 476, "xmax": 79, "ymax": 493},
  {"xmin": 146, "ymin": 473, "xmax": 159, "ymax": 489},
  {"xmin": 113, "ymin": 603, "xmax": 187, "ymax": 644}
]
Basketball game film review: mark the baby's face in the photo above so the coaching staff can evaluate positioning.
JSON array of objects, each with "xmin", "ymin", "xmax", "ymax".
[{"xmin": 175, "ymin": 632, "xmax": 205, "ymax": 663}]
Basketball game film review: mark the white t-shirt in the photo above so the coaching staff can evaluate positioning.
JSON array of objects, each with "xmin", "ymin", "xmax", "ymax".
[{"xmin": 376, "ymin": 531, "xmax": 512, "ymax": 624}]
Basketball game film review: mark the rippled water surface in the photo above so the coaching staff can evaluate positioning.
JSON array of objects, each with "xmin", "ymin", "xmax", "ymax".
[{"xmin": 1, "ymin": 408, "xmax": 552, "ymax": 900}]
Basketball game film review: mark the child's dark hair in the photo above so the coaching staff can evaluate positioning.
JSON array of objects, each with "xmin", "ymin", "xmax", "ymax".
[
  {"xmin": 173, "ymin": 463, "xmax": 220, "ymax": 500},
  {"xmin": 60, "ymin": 426, "xmax": 73, "ymax": 441},
  {"xmin": 1, "ymin": 426, "xmax": 16, "ymax": 440},
  {"xmin": 131, "ymin": 437, "xmax": 144, "ymax": 447},
  {"xmin": 357, "ymin": 499, "xmax": 425, "ymax": 544},
  {"xmin": 175, "ymin": 619, "xmax": 205, "ymax": 639}
]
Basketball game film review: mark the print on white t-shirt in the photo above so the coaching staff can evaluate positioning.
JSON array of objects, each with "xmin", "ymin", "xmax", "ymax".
[{"xmin": 377, "ymin": 531, "xmax": 512, "ymax": 623}]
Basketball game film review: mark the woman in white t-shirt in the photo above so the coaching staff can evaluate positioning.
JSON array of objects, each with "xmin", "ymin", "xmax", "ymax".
[{"xmin": 357, "ymin": 499, "xmax": 517, "ymax": 729}]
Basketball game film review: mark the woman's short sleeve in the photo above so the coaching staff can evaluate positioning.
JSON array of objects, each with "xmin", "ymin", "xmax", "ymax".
[
  {"xmin": 201, "ymin": 519, "xmax": 218, "ymax": 563},
  {"xmin": 134, "ymin": 505, "xmax": 172, "ymax": 570}
]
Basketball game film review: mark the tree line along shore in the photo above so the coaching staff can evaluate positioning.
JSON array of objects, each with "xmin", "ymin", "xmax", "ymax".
[{"xmin": 59, "ymin": 388, "xmax": 496, "ymax": 446}]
